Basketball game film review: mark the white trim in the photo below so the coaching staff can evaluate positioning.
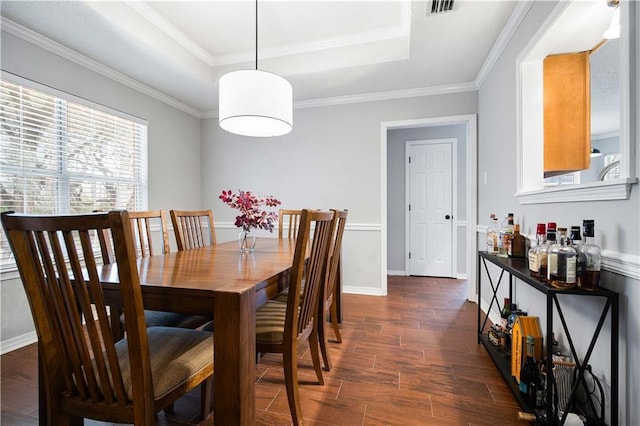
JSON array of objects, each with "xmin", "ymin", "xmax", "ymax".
[
  {"xmin": 1, "ymin": 17, "xmax": 203, "ymax": 118},
  {"xmin": 292, "ymin": 82, "xmax": 477, "ymax": 111},
  {"xmin": 214, "ymin": 222, "xmax": 381, "ymax": 232},
  {"xmin": 515, "ymin": 0, "xmax": 637, "ymax": 203},
  {"xmin": 203, "ymin": 82, "xmax": 479, "ymax": 118},
  {"xmin": 3, "ymin": 12, "xmax": 494, "ymax": 120},
  {"xmin": 516, "ymin": 178, "xmax": 637, "ymax": 204},
  {"xmin": 2, "ymin": 0, "xmax": 531, "ymax": 120},
  {"xmin": 1, "ymin": 331, "xmax": 37, "ymax": 355},
  {"xmin": 342, "ymin": 286, "xmax": 386, "ymax": 296},
  {"xmin": 381, "ymin": 114, "xmax": 478, "ymax": 304},
  {"xmin": 475, "ymin": 1, "xmax": 535, "ymax": 88},
  {"xmin": 480, "ymin": 297, "xmax": 503, "ymax": 328},
  {"xmin": 404, "ymin": 138, "xmax": 458, "ymax": 278},
  {"xmin": 127, "ymin": 1, "xmax": 411, "ymax": 69},
  {"xmin": 1, "ymin": 71, "xmax": 149, "ymax": 125},
  {"xmin": 602, "ymin": 250, "xmax": 640, "ymax": 280},
  {"xmin": 387, "ymin": 270, "xmax": 406, "ymax": 276}
]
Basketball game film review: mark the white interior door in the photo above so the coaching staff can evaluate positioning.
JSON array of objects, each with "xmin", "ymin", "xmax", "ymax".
[{"xmin": 407, "ymin": 141, "xmax": 453, "ymax": 277}]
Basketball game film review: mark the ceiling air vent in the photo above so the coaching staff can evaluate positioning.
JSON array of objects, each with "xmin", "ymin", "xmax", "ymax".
[{"xmin": 430, "ymin": 0, "xmax": 454, "ymax": 14}]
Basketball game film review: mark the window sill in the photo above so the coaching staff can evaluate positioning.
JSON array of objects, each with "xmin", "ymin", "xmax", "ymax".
[{"xmin": 516, "ymin": 178, "xmax": 637, "ymax": 204}]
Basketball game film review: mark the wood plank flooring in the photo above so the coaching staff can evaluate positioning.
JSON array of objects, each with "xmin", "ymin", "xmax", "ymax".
[{"xmin": 1, "ymin": 276, "xmax": 523, "ymax": 425}]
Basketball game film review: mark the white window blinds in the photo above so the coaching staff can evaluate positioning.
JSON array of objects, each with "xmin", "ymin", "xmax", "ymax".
[{"xmin": 1, "ymin": 79, "xmax": 148, "ymax": 267}]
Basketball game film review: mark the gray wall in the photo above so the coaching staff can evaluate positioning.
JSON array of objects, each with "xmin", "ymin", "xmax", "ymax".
[
  {"xmin": 386, "ymin": 125, "xmax": 467, "ymax": 274},
  {"xmin": 477, "ymin": 2, "xmax": 640, "ymax": 424},
  {"xmin": 1, "ymin": 31, "xmax": 203, "ymax": 347},
  {"xmin": 201, "ymin": 94, "xmax": 477, "ymax": 296}
]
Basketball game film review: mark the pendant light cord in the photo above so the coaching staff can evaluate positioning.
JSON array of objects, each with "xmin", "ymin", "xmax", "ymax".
[{"xmin": 255, "ymin": 0, "xmax": 258, "ymax": 71}]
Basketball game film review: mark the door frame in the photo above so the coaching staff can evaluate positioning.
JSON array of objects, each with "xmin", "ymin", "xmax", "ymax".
[
  {"xmin": 381, "ymin": 114, "xmax": 478, "ymax": 302},
  {"xmin": 405, "ymin": 138, "xmax": 457, "ymax": 277}
]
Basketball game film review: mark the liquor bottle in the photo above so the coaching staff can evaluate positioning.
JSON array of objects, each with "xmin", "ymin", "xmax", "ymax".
[
  {"xmin": 501, "ymin": 297, "xmax": 511, "ymax": 319},
  {"xmin": 538, "ymin": 223, "xmax": 556, "ymax": 283},
  {"xmin": 579, "ymin": 220, "xmax": 601, "ymax": 290},
  {"xmin": 508, "ymin": 223, "xmax": 528, "ymax": 259},
  {"xmin": 528, "ymin": 223, "xmax": 546, "ymax": 277},
  {"xmin": 519, "ymin": 335, "xmax": 540, "ymax": 404},
  {"xmin": 548, "ymin": 227, "xmax": 577, "ymax": 289},
  {"xmin": 506, "ymin": 303, "xmax": 518, "ymax": 330},
  {"xmin": 487, "ymin": 214, "xmax": 500, "ymax": 255},
  {"xmin": 569, "ymin": 226, "xmax": 585, "ymax": 287},
  {"xmin": 498, "ymin": 213, "xmax": 514, "ymax": 258}
]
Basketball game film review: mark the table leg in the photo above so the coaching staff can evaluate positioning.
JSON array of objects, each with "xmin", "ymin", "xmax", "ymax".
[{"xmin": 213, "ymin": 289, "xmax": 256, "ymax": 425}]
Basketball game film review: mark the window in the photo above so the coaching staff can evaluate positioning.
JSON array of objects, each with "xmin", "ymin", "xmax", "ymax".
[
  {"xmin": 0, "ymin": 78, "xmax": 148, "ymax": 268},
  {"xmin": 516, "ymin": 0, "xmax": 636, "ymax": 204}
]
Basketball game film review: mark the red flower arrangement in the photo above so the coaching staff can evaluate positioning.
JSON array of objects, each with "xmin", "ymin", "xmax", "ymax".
[{"xmin": 219, "ymin": 189, "xmax": 281, "ymax": 233}]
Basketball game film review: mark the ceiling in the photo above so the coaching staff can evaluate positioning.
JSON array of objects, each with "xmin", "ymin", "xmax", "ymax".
[{"xmin": 0, "ymin": 0, "xmax": 519, "ymax": 116}]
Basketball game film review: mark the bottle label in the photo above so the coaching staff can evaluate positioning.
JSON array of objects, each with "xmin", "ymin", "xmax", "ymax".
[
  {"xmin": 548, "ymin": 254, "xmax": 558, "ymax": 276},
  {"xmin": 529, "ymin": 252, "xmax": 539, "ymax": 272},
  {"xmin": 565, "ymin": 257, "xmax": 576, "ymax": 283}
]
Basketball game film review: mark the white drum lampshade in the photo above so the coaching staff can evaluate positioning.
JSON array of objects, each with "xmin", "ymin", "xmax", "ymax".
[{"xmin": 219, "ymin": 69, "xmax": 293, "ymax": 137}]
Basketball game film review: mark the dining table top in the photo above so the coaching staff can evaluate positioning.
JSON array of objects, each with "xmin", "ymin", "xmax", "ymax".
[{"xmin": 99, "ymin": 237, "xmax": 298, "ymax": 295}]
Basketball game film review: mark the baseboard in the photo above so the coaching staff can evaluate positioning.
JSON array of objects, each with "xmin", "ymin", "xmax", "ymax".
[
  {"xmin": 1, "ymin": 331, "xmax": 37, "ymax": 355},
  {"xmin": 479, "ymin": 297, "xmax": 502, "ymax": 327},
  {"xmin": 343, "ymin": 286, "xmax": 386, "ymax": 296},
  {"xmin": 387, "ymin": 270, "xmax": 406, "ymax": 276}
]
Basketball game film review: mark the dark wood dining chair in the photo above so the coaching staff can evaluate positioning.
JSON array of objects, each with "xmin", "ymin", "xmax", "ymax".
[
  {"xmin": 1, "ymin": 210, "xmax": 214, "ymax": 425},
  {"xmin": 98, "ymin": 210, "xmax": 210, "ymax": 339},
  {"xmin": 317, "ymin": 209, "xmax": 348, "ymax": 371},
  {"xmin": 170, "ymin": 209, "xmax": 216, "ymax": 251},
  {"xmin": 278, "ymin": 209, "xmax": 302, "ymax": 239},
  {"xmin": 255, "ymin": 209, "xmax": 335, "ymax": 426}
]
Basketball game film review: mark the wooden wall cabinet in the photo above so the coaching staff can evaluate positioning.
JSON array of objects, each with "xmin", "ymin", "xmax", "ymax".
[{"xmin": 543, "ymin": 52, "xmax": 591, "ymax": 178}]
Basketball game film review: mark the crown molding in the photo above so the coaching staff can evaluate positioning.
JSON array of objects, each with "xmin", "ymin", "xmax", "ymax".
[
  {"xmin": 475, "ymin": 0, "xmax": 534, "ymax": 89},
  {"xmin": 1, "ymin": 17, "xmax": 203, "ymax": 119},
  {"xmin": 202, "ymin": 81, "xmax": 477, "ymax": 119},
  {"xmin": 295, "ymin": 82, "xmax": 478, "ymax": 109},
  {"xmin": 124, "ymin": 2, "xmax": 217, "ymax": 67},
  {"xmin": 128, "ymin": 1, "xmax": 411, "ymax": 69},
  {"xmin": 3, "ymin": 0, "xmax": 503, "ymax": 123}
]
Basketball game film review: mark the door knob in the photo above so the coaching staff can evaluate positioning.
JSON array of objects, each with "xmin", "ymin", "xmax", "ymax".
[{"xmin": 445, "ymin": 215, "xmax": 452, "ymax": 220}]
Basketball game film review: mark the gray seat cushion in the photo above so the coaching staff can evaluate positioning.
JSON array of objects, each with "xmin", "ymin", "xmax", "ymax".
[
  {"xmin": 255, "ymin": 300, "xmax": 288, "ymax": 345},
  {"xmin": 114, "ymin": 326, "xmax": 213, "ymax": 400}
]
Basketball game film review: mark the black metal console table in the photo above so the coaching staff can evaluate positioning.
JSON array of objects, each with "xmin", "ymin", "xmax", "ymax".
[{"xmin": 476, "ymin": 251, "xmax": 619, "ymax": 425}]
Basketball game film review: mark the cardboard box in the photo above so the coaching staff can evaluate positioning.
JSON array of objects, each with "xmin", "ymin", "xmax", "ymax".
[{"xmin": 511, "ymin": 316, "xmax": 544, "ymax": 383}]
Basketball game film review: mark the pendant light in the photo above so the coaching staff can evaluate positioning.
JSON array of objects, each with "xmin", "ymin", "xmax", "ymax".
[
  {"xmin": 218, "ymin": 0, "xmax": 293, "ymax": 137},
  {"xmin": 603, "ymin": 0, "xmax": 620, "ymax": 40}
]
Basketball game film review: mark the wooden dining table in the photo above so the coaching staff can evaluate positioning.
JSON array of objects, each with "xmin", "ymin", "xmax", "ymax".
[{"xmin": 98, "ymin": 237, "xmax": 299, "ymax": 425}]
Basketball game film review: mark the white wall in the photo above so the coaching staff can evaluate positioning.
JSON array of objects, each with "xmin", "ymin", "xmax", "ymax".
[
  {"xmin": 477, "ymin": 2, "xmax": 640, "ymax": 424},
  {"xmin": 0, "ymin": 31, "xmax": 203, "ymax": 351},
  {"xmin": 201, "ymin": 93, "xmax": 477, "ymax": 295}
]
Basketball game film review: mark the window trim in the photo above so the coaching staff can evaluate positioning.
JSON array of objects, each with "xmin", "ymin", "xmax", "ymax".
[
  {"xmin": 1, "ymin": 73, "xmax": 149, "ymax": 276},
  {"xmin": 515, "ymin": 0, "xmax": 637, "ymax": 204}
]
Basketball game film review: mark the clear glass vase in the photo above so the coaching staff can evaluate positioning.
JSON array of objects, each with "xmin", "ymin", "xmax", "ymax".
[{"xmin": 238, "ymin": 229, "xmax": 256, "ymax": 253}]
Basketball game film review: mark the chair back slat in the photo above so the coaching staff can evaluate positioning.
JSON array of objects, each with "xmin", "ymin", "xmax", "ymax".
[
  {"xmin": 128, "ymin": 210, "xmax": 170, "ymax": 258},
  {"xmin": 278, "ymin": 209, "xmax": 302, "ymax": 239},
  {"xmin": 323, "ymin": 210, "xmax": 348, "ymax": 307},
  {"xmin": 170, "ymin": 209, "xmax": 216, "ymax": 251},
  {"xmin": 77, "ymin": 229, "xmax": 129, "ymax": 404},
  {"xmin": 1, "ymin": 211, "xmax": 150, "ymax": 411},
  {"xmin": 286, "ymin": 210, "xmax": 334, "ymax": 340},
  {"xmin": 32, "ymin": 230, "xmax": 84, "ymax": 397}
]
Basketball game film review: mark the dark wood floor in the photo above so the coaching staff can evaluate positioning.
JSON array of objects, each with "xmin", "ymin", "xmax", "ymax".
[{"xmin": 1, "ymin": 276, "xmax": 523, "ymax": 425}]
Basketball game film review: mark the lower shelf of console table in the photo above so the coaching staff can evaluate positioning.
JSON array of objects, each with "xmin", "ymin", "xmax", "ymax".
[{"xmin": 476, "ymin": 251, "xmax": 618, "ymax": 425}]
